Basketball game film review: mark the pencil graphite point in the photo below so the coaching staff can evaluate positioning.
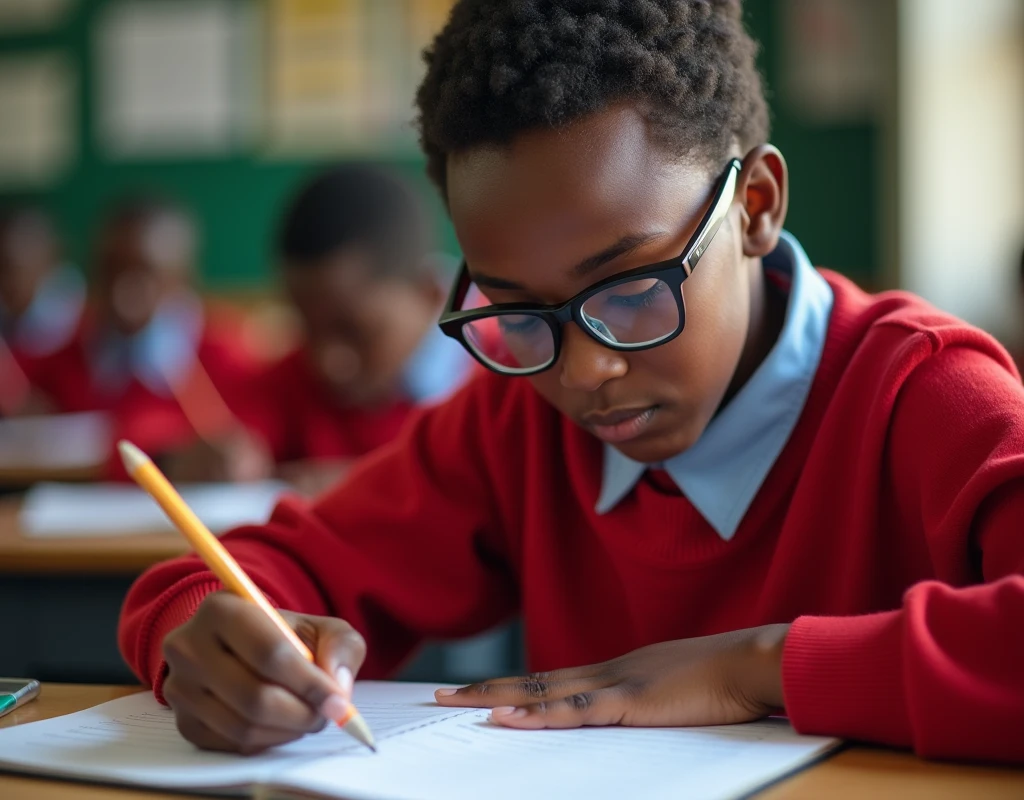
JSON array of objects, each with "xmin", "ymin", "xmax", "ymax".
[
  {"xmin": 117, "ymin": 440, "xmax": 150, "ymax": 474},
  {"xmin": 345, "ymin": 713, "xmax": 377, "ymax": 753}
]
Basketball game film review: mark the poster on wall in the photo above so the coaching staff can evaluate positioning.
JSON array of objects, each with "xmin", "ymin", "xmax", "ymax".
[
  {"xmin": 778, "ymin": 0, "xmax": 888, "ymax": 123},
  {"xmin": 0, "ymin": 53, "xmax": 75, "ymax": 188},
  {"xmin": 95, "ymin": 0, "xmax": 255, "ymax": 158},
  {"xmin": 264, "ymin": 0, "xmax": 455, "ymax": 155},
  {"xmin": 0, "ymin": 0, "xmax": 74, "ymax": 33}
]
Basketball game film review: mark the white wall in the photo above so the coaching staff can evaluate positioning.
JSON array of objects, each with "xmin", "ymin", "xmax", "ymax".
[{"xmin": 899, "ymin": 0, "xmax": 1024, "ymax": 338}]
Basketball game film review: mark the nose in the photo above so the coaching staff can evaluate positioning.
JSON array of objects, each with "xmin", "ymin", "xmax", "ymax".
[{"xmin": 558, "ymin": 323, "xmax": 627, "ymax": 392}]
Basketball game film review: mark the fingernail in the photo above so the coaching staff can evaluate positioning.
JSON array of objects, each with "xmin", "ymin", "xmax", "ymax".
[
  {"xmin": 490, "ymin": 706, "xmax": 527, "ymax": 720},
  {"xmin": 321, "ymin": 693, "xmax": 348, "ymax": 722},
  {"xmin": 335, "ymin": 666, "xmax": 354, "ymax": 699},
  {"xmin": 434, "ymin": 688, "xmax": 457, "ymax": 697}
]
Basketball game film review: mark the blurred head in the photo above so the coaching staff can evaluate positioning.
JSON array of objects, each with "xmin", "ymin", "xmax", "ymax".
[
  {"xmin": 0, "ymin": 207, "xmax": 61, "ymax": 320},
  {"xmin": 277, "ymin": 164, "xmax": 442, "ymax": 406},
  {"xmin": 417, "ymin": 0, "xmax": 786, "ymax": 463},
  {"xmin": 93, "ymin": 196, "xmax": 196, "ymax": 337}
]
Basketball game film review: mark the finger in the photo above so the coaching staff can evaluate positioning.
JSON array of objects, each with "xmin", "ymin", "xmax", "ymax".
[
  {"xmin": 165, "ymin": 676, "xmax": 306, "ymax": 755},
  {"xmin": 435, "ymin": 675, "xmax": 611, "ymax": 708},
  {"xmin": 488, "ymin": 687, "xmax": 628, "ymax": 730},
  {"xmin": 213, "ymin": 599, "xmax": 348, "ymax": 721},
  {"xmin": 284, "ymin": 612, "xmax": 367, "ymax": 701},
  {"xmin": 202, "ymin": 644, "xmax": 327, "ymax": 733},
  {"xmin": 459, "ymin": 664, "xmax": 609, "ymax": 686}
]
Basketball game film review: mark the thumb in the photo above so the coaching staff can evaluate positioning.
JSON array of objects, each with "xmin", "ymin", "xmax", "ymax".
[{"xmin": 305, "ymin": 615, "xmax": 368, "ymax": 701}]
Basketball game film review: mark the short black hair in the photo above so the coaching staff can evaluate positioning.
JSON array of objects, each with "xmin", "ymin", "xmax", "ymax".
[
  {"xmin": 100, "ymin": 193, "xmax": 194, "ymax": 233},
  {"xmin": 416, "ymin": 0, "xmax": 769, "ymax": 197},
  {"xmin": 277, "ymin": 164, "xmax": 429, "ymax": 281}
]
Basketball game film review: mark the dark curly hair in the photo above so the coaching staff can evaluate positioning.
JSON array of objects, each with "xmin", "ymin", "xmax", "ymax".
[{"xmin": 415, "ymin": 0, "xmax": 769, "ymax": 198}]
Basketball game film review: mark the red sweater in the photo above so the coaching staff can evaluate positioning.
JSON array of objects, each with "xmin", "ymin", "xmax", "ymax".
[
  {"xmin": 31, "ymin": 317, "xmax": 256, "ymax": 475},
  {"xmin": 237, "ymin": 348, "xmax": 415, "ymax": 463},
  {"xmin": 119, "ymin": 272, "xmax": 1024, "ymax": 763}
]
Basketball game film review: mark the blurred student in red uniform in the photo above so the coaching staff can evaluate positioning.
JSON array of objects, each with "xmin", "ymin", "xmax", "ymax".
[
  {"xmin": 30, "ymin": 196, "xmax": 269, "ymax": 479},
  {"xmin": 240, "ymin": 164, "xmax": 473, "ymax": 494},
  {"xmin": 0, "ymin": 206, "xmax": 84, "ymax": 415}
]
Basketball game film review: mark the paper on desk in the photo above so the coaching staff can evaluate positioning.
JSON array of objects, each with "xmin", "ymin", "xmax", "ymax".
[
  {"xmin": 0, "ymin": 682, "xmax": 841, "ymax": 800},
  {"xmin": 0, "ymin": 412, "xmax": 111, "ymax": 472},
  {"xmin": 0, "ymin": 684, "xmax": 465, "ymax": 792},
  {"xmin": 19, "ymin": 480, "xmax": 288, "ymax": 537}
]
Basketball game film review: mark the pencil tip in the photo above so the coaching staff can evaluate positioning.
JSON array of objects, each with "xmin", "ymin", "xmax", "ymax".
[{"xmin": 344, "ymin": 713, "xmax": 377, "ymax": 753}]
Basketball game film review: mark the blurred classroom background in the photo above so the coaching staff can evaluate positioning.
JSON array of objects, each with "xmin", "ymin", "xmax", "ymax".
[{"xmin": 0, "ymin": 0, "xmax": 1022, "ymax": 684}]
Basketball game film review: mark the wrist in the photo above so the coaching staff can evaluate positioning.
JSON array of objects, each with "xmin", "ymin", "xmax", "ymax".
[{"xmin": 746, "ymin": 623, "xmax": 789, "ymax": 711}]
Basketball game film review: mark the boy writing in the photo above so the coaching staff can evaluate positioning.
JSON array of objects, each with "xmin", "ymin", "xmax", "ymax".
[
  {"xmin": 32, "ymin": 196, "xmax": 267, "ymax": 479},
  {"xmin": 235, "ymin": 164, "xmax": 471, "ymax": 493},
  {"xmin": 120, "ymin": 0, "xmax": 1023, "ymax": 762}
]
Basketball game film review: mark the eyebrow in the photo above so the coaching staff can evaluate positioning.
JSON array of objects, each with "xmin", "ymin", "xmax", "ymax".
[{"xmin": 470, "ymin": 231, "xmax": 670, "ymax": 291}]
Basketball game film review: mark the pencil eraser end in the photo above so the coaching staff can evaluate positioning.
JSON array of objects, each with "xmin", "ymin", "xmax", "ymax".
[{"xmin": 117, "ymin": 440, "xmax": 149, "ymax": 473}]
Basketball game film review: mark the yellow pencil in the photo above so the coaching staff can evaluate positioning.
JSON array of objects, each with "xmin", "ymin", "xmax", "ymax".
[{"xmin": 117, "ymin": 439, "xmax": 376, "ymax": 752}]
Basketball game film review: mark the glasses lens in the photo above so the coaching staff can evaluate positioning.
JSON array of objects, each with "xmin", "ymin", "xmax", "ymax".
[
  {"xmin": 580, "ymin": 278, "xmax": 679, "ymax": 346},
  {"xmin": 462, "ymin": 314, "xmax": 555, "ymax": 374}
]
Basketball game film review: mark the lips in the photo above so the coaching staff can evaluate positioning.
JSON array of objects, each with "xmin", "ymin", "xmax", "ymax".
[{"xmin": 582, "ymin": 405, "xmax": 659, "ymax": 444}]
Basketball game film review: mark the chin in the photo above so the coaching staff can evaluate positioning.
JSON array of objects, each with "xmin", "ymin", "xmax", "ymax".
[{"xmin": 611, "ymin": 419, "xmax": 705, "ymax": 464}]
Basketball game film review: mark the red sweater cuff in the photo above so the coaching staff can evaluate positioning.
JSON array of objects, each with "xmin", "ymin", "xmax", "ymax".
[
  {"xmin": 144, "ymin": 578, "xmax": 222, "ymax": 704},
  {"xmin": 782, "ymin": 611, "xmax": 913, "ymax": 747}
]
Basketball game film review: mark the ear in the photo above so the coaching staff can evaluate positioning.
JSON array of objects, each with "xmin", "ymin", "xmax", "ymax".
[{"xmin": 736, "ymin": 145, "xmax": 788, "ymax": 258}]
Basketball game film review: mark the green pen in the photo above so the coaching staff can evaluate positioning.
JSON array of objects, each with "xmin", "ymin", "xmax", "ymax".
[{"xmin": 0, "ymin": 678, "xmax": 40, "ymax": 719}]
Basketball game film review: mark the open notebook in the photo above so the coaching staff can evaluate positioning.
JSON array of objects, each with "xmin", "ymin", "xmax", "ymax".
[{"xmin": 0, "ymin": 682, "xmax": 841, "ymax": 800}]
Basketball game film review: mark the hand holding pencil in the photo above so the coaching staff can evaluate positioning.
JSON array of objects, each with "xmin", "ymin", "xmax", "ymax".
[{"xmin": 119, "ymin": 440, "xmax": 376, "ymax": 754}]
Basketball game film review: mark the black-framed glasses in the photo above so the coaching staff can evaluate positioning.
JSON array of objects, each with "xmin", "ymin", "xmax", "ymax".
[{"xmin": 439, "ymin": 157, "xmax": 741, "ymax": 376}]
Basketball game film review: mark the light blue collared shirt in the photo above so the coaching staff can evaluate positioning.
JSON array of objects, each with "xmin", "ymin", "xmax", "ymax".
[
  {"xmin": 595, "ymin": 231, "xmax": 834, "ymax": 540},
  {"xmin": 402, "ymin": 320, "xmax": 473, "ymax": 404},
  {"xmin": 0, "ymin": 264, "xmax": 84, "ymax": 357},
  {"xmin": 90, "ymin": 292, "xmax": 205, "ymax": 398}
]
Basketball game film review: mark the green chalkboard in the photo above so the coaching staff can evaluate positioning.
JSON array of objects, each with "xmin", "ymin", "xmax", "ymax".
[{"xmin": 0, "ymin": 0, "xmax": 880, "ymax": 291}]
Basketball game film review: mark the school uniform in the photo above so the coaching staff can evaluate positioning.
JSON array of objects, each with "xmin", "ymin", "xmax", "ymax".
[
  {"xmin": 119, "ymin": 234, "xmax": 1024, "ymax": 763},
  {"xmin": 239, "ymin": 325, "xmax": 473, "ymax": 463},
  {"xmin": 32, "ymin": 292, "xmax": 256, "ymax": 473},
  {"xmin": 0, "ymin": 264, "xmax": 85, "ymax": 383}
]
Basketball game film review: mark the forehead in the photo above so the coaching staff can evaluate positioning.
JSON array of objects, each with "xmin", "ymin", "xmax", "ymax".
[
  {"xmin": 99, "ymin": 214, "xmax": 193, "ymax": 275},
  {"xmin": 446, "ymin": 105, "xmax": 708, "ymax": 279}
]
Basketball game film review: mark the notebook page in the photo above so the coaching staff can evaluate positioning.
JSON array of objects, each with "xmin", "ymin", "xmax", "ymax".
[
  {"xmin": 19, "ymin": 480, "xmax": 288, "ymax": 537},
  {"xmin": 0, "ymin": 684, "xmax": 463, "ymax": 792},
  {"xmin": 277, "ymin": 710, "xmax": 840, "ymax": 800}
]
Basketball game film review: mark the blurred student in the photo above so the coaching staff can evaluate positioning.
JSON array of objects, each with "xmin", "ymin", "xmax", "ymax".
[
  {"xmin": 241, "ymin": 164, "xmax": 472, "ymax": 493},
  {"xmin": 0, "ymin": 206, "xmax": 84, "ymax": 414},
  {"xmin": 1015, "ymin": 245, "xmax": 1024, "ymax": 372},
  {"xmin": 31, "ymin": 196, "xmax": 269, "ymax": 479}
]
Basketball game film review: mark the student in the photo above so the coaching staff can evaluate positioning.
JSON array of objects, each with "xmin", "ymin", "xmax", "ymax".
[
  {"xmin": 234, "ymin": 164, "xmax": 472, "ymax": 493},
  {"xmin": 32, "ymin": 196, "xmax": 268, "ymax": 479},
  {"xmin": 0, "ymin": 206, "xmax": 84, "ymax": 413},
  {"xmin": 119, "ymin": 0, "xmax": 1024, "ymax": 763}
]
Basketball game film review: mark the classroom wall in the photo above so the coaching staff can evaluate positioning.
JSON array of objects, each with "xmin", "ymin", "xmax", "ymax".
[
  {"xmin": 899, "ymin": 0, "xmax": 1024, "ymax": 339},
  {"xmin": 0, "ymin": 0, "xmax": 888, "ymax": 294}
]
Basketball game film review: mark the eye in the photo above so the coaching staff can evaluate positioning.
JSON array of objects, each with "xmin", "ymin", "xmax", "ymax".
[
  {"xmin": 605, "ymin": 280, "xmax": 667, "ymax": 309},
  {"xmin": 497, "ymin": 315, "xmax": 544, "ymax": 335}
]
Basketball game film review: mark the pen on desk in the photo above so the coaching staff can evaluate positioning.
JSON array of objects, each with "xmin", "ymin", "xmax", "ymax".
[{"xmin": 117, "ymin": 439, "xmax": 376, "ymax": 752}]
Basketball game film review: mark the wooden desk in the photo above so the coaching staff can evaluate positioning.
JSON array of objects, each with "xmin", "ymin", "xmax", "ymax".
[
  {"xmin": 0, "ymin": 501, "xmax": 187, "ymax": 682},
  {"xmin": 1, "ymin": 685, "xmax": 1022, "ymax": 800},
  {"xmin": 0, "ymin": 499, "xmax": 187, "ymax": 575}
]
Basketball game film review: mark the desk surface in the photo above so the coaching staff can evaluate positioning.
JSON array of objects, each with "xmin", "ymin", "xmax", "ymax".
[
  {"xmin": 0, "ymin": 500, "xmax": 187, "ymax": 575},
  {"xmin": 1, "ymin": 685, "xmax": 1022, "ymax": 800}
]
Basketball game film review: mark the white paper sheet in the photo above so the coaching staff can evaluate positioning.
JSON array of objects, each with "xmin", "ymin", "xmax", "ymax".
[
  {"xmin": 19, "ymin": 480, "xmax": 288, "ymax": 537},
  {"xmin": 0, "ymin": 682, "xmax": 840, "ymax": 799},
  {"xmin": 0, "ymin": 684, "xmax": 464, "ymax": 791},
  {"xmin": 0, "ymin": 412, "xmax": 111, "ymax": 472}
]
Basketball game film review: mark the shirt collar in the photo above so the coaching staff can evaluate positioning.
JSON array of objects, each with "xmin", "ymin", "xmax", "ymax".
[
  {"xmin": 0, "ymin": 265, "xmax": 84, "ymax": 356},
  {"xmin": 402, "ymin": 311, "xmax": 473, "ymax": 404},
  {"xmin": 91, "ymin": 292, "xmax": 204, "ymax": 397},
  {"xmin": 595, "ymin": 231, "xmax": 834, "ymax": 540}
]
